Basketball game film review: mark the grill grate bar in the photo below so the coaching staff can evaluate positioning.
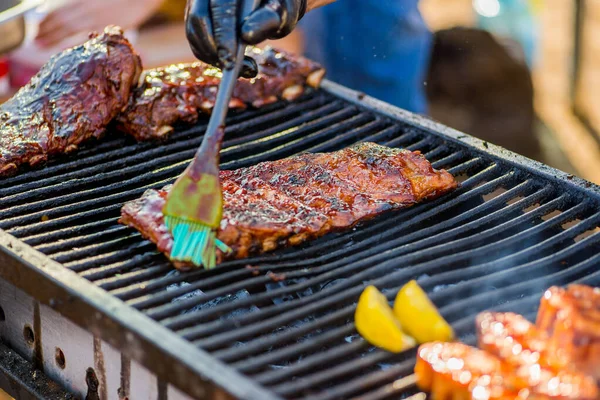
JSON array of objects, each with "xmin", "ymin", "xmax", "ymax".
[
  {"xmin": 93, "ymin": 265, "xmax": 174, "ymax": 289},
  {"xmin": 0, "ymin": 94, "xmax": 325, "ymax": 192},
  {"xmin": 231, "ymin": 222, "xmax": 599, "ymax": 376},
  {"xmin": 270, "ymin": 342, "xmax": 415, "ymax": 397},
  {"xmin": 345, "ymin": 375, "xmax": 420, "ymax": 400},
  {"xmin": 297, "ymin": 119, "xmax": 393, "ymax": 154},
  {"xmin": 106, "ymin": 149, "xmax": 471, "ymax": 296},
  {"xmin": 0, "ymin": 103, "xmax": 355, "ymax": 223},
  {"xmin": 434, "ymin": 234, "xmax": 600, "ymax": 322},
  {"xmin": 82, "ymin": 254, "xmax": 168, "ymax": 281},
  {"xmin": 20, "ymin": 217, "xmax": 117, "ymax": 246},
  {"xmin": 104, "ymin": 155, "xmax": 481, "ymax": 304},
  {"xmin": 219, "ymin": 114, "xmax": 378, "ymax": 171},
  {"xmin": 7, "ymin": 204, "xmax": 124, "ymax": 238},
  {"xmin": 228, "ymin": 323, "xmax": 358, "ymax": 367},
  {"xmin": 231, "ymin": 310, "xmax": 366, "ymax": 371},
  {"xmin": 52, "ymin": 233, "xmax": 149, "ymax": 264},
  {"xmin": 263, "ymin": 335, "xmax": 377, "ymax": 387},
  {"xmin": 267, "ymin": 244, "xmax": 600, "ymax": 397},
  {"xmin": 35, "ymin": 226, "xmax": 130, "ymax": 254},
  {"xmin": 186, "ymin": 184, "xmax": 551, "ymax": 361},
  {"xmin": 139, "ymin": 163, "xmax": 502, "ymax": 323},
  {"xmin": 185, "ymin": 197, "xmax": 584, "ymax": 348},
  {"xmin": 66, "ymin": 240, "xmax": 158, "ymax": 272},
  {"xmin": 248, "ymin": 234, "xmax": 600, "ymax": 393}
]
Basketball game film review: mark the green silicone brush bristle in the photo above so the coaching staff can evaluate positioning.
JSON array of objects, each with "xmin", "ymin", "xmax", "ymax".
[{"xmin": 164, "ymin": 216, "xmax": 232, "ymax": 269}]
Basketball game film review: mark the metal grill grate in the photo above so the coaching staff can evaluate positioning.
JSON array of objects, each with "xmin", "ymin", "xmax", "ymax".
[{"xmin": 1, "ymin": 83, "xmax": 600, "ymax": 399}]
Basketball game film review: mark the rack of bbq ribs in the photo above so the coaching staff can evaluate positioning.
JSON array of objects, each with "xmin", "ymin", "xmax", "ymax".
[
  {"xmin": 415, "ymin": 284, "xmax": 600, "ymax": 400},
  {"xmin": 0, "ymin": 26, "xmax": 325, "ymax": 175},
  {"xmin": 0, "ymin": 26, "xmax": 458, "ymax": 267}
]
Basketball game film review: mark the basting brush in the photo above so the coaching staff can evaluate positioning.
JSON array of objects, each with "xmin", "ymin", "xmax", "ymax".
[{"xmin": 162, "ymin": 0, "xmax": 258, "ymax": 269}]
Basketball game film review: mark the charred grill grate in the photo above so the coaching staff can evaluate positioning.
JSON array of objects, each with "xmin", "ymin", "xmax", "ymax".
[{"xmin": 1, "ymin": 83, "xmax": 600, "ymax": 399}]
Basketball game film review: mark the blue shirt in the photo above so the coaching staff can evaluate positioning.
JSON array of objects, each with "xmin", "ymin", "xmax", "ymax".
[{"xmin": 300, "ymin": 0, "xmax": 431, "ymax": 113}]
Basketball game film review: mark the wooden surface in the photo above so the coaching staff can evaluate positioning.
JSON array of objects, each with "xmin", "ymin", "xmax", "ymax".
[
  {"xmin": 575, "ymin": 0, "xmax": 600, "ymax": 137},
  {"xmin": 419, "ymin": 0, "xmax": 600, "ymax": 184},
  {"xmin": 533, "ymin": 0, "xmax": 600, "ymax": 184}
]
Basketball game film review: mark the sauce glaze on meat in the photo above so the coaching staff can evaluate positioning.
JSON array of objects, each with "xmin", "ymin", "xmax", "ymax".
[
  {"xmin": 116, "ymin": 46, "xmax": 326, "ymax": 141},
  {"xmin": 415, "ymin": 341, "xmax": 598, "ymax": 400},
  {"xmin": 0, "ymin": 26, "xmax": 141, "ymax": 176},
  {"xmin": 119, "ymin": 142, "xmax": 457, "ymax": 270}
]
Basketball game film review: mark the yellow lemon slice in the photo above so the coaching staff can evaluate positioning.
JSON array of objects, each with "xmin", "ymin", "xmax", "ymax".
[
  {"xmin": 393, "ymin": 280, "xmax": 454, "ymax": 343},
  {"xmin": 355, "ymin": 285, "xmax": 416, "ymax": 353}
]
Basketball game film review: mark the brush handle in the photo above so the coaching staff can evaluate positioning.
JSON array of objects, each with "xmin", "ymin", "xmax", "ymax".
[{"xmin": 190, "ymin": 0, "xmax": 261, "ymax": 179}]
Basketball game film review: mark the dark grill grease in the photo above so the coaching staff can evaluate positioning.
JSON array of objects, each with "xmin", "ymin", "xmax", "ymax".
[{"xmin": 0, "ymin": 26, "xmax": 141, "ymax": 176}]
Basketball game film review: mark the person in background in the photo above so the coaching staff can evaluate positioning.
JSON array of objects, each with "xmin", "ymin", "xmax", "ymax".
[
  {"xmin": 34, "ymin": 0, "xmax": 430, "ymax": 115},
  {"xmin": 299, "ymin": 0, "xmax": 432, "ymax": 113},
  {"xmin": 33, "ymin": 0, "xmax": 326, "ymax": 69},
  {"xmin": 184, "ymin": 0, "xmax": 431, "ymax": 114},
  {"xmin": 33, "ymin": 0, "xmax": 197, "ymax": 68},
  {"xmin": 34, "ymin": 0, "xmax": 163, "ymax": 47}
]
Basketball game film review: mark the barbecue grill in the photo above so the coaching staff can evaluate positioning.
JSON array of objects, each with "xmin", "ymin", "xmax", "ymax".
[{"xmin": 0, "ymin": 80, "xmax": 599, "ymax": 399}]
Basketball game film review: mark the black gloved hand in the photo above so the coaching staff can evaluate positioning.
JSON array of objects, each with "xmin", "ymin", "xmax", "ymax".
[{"xmin": 185, "ymin": 0, "xmax": 307, "ymax": 78}]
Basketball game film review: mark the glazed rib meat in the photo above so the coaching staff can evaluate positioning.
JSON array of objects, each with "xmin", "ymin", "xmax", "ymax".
[
  {"xmin": 415, "ymin": 342, "xmax": 510, "ymax": 400},
  {"xmin": 477, "ymin": 312, "xmax": 550, "ymax": 371},
  {"xmin": 119, "ymin": 142, "xmax": 457, "ymax": 270},
  {"xmin": 415, "ymin": 341, "xmax": 598, "ymax": 400},
  {"xmin": 476, "ymin": 311, "xmax": 598, "ymax": 395},
  {"xmin": 0, "ymin": 26, "xmax": 141, "ymax": 176},
  {"xmin": 116, "ymin": 46, "xmax": 326, "ymax": 141},
  {"xmin": 536, "ymin": 285, "xmax": 600, "ymax": 380}
]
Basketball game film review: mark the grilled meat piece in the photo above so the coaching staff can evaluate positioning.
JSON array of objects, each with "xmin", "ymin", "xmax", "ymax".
[
  {"xmin": 536, "ymin": 285, "xmax": 600, "ymax": 380},
  {"xmin": 415, "ymin": 341, "xmax": 513, "ymax": 400},
  {"xmin": 116, "ymin": 47, "xmax": 326, "ymax": 141},
  {"xmin": 120, "ymin": 143, "xmax": 457, "ymax": 270},
  {"xmin": 0, "ymin": 26, "xmax": 141, "ymax": 176},
  {"xmin": 415, "ymin": 341, "xmax": 598, "ymax": 400},
  {"xmin": 476, "ymin": 311, "xmax": 598, "ymax": 397},
  {"xmin": 223, "ymin": 153, "xmax": 388, "ymax": 228},
  {"xmin": 477, "ymin": 312, "xmax": 550, "ymax": 371}
]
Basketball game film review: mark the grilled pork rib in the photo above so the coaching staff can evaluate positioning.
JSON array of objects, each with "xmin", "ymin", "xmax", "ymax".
[
  {"xmin": 119, "ymin": 143, "xmax": 457, "ymax": 270},
  {"xmin": 536, "ymin": 285, "xmax": 600, "ymax": 381},
  {"xmin": 415, "ymin": 342, "xmax": 511, "ymax": 400},
  {"xmin": 0, "ymin": 26, "xmax": 141, "ymax": 176},
  {"xmin": 477, "ymin": 312, "xmax": 551, "ymax": 371},
  {"xmin": 476, "ymin": 311, "xmax": 599, "ymax": 394},
  {"xmin": 116, "ymin": 47, "xmax": 326, "ymax": 141},
  {"xmin": 415, "ymin": 341, "xmax": 598, "ymax": 400}
]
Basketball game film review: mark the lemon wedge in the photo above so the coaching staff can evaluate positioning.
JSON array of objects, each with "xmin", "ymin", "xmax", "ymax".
[
  {"xmin": 393, "ymin": 280, "xmax": 454, "ymax": 343},
  {"xmin": 355, "ymin": 285, "xmax": 416, "ymax": 352}
]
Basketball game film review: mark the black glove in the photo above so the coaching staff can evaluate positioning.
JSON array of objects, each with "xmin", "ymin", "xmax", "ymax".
[{"xmin": 185, "ymin": 0, "xmax": 307, "ymax": 78}]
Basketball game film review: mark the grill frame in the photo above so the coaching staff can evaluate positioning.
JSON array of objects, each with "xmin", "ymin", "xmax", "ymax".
[{"xmin": 0, "ymin": 80, "xmax": 599, "ymax": 399}]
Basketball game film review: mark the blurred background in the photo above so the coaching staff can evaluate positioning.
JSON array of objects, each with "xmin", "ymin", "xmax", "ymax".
[
  {"xmin": 1, "ymin": 0, "xmax": 599, "ymax": 184},
  {"xmin": 419, "ymin": 0, "xmax": 600, "ymax": 185}
]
